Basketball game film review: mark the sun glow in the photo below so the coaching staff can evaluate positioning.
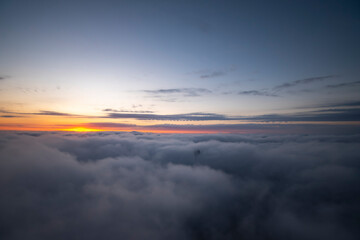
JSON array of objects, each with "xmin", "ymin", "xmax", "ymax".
[{"xmin": 61, "ymin": 127, "xmax": 103, "ymax": 132}]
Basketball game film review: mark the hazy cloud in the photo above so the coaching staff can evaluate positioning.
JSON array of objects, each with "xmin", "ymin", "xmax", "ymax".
[
  {"xmin": 195, "ymin": 66, "xmax": 236, "ymax": 79},
  {"xmin": 0, "ymin": 75, "xmax": 10, "ymax": 81}
]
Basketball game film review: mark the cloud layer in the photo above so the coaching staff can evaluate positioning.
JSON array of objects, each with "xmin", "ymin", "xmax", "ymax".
[{"xmin": 0, "ymin": 132, "xmax": 359, "ymax": 240}]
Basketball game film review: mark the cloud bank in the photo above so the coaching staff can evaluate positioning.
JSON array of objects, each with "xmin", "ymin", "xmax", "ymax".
[{"xmin": 0, "ymin": 132, "xmax": 359, "ymax": 240}]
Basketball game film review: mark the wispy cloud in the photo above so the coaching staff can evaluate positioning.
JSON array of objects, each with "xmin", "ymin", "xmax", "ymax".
[
  {"xmin": 0, "ymin": 75, "xmax": 10, "ymax": 81},
  {"xmin": 1, "ymin": 115, "xmax": 21, "ymax": 118},
  {"xmin": 237, "ymin": 90, "xmax": 278, "ymax": 97},
  {"xmin": 143, "ymin": 88, "xmax": 212, "ymax": 101},
  {"xmin": 144, "ymin": 88, "xmax": 211, "ymax": 97},
  {"xmin": 323, "ymin": 100, "xmax": 360, "ymax": 108},
  {"xmin": 32, "ymin": 111, "xmax": 77, "ymax": 116},
  {"xmin": 274, "ymin": 75, "xmax": 336, "ymax": 90},
  {"xmin": 234, "ymin": 75, "xmax": 337, "ymax": 97},
  {"xmin": 105, "ymin": 112, "xmax": 237, "ymax": 121},
  {"xmin": 191, "ymin": 66, "xmax": 236, "ymax": 79},
  {"xmin": 325, "ymin": 80, "xmax": 360, "ymax": 89},
  {"xmin": 103, "ymin": 109, "xmax": 154, "ymax": 113},
  {"xmin": 293, "ymin": 100, "xmax": 360, "ymax": 110},
  {"xmin": 200, "ymin": 71, "xmax": 227, "ymax": 79},
  {"xmin": 0, "ymin": 110, "xmax": 84, "ymax": 118},
  {"xmin": 242, "ymin": 108, "xmax": 360, "ymax": 122}
]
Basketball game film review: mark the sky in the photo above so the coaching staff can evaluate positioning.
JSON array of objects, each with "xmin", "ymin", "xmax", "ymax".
[
  {"xmin": 1, "ymin": 2, "xmax": 360, "ymax": 238},
  {"xmin": 0, "ymin": 0, "xmax": 359, "ymax": 133}
]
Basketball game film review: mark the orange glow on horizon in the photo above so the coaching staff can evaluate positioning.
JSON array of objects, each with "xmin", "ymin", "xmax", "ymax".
[
  {"xmin": 60, "ymin": 127, "xmax": 103, "ymax": 132},
  {"xmin": 2, "ymin": 121, "xmax": 359, "ymax": 134},
  {"xmin": 0, "ymin": 125, "xmax": 237, "ymax": 134}
]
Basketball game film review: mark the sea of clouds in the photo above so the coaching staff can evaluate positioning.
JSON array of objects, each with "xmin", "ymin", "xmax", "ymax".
[{"xmin": 0, "ymin": 132, "xmax": 359, "ymax": 240}]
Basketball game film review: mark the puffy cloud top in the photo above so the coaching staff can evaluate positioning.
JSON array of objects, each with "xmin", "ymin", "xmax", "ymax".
[{"xmin": 0, "ymin": 132, "xmax": 359, "ymax": 240}]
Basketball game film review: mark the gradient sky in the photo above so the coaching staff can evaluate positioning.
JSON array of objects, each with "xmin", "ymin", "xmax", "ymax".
[{"xmin": 0, "ymin": 0, "xmax": 359, "ymax": 133}]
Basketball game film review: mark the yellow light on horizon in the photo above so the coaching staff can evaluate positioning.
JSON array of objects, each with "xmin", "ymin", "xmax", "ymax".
[{"xmin": 60, "ymin": 127, "xmax": 103, "ymax": 132}]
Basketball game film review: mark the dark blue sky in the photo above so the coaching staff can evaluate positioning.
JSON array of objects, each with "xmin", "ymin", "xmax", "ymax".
[{"xmin": 0, "ymin": 0, "xmax": 359, "ymax": 131}]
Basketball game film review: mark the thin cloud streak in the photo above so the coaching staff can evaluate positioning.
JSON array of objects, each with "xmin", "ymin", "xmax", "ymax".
[
  {"xmin": 1, "ymin": 115, "xmax": 21, "ymax": 118},
  {"xmin": 105, "ymin": 112, "xmax": 234, "ymax": 121},
  {"xmin": 235, "ymin": 75, "xmax": 337, "ymax": 97},
  {"xmin": 326, "ymin": 80, "xmax": 360, "ymax": 89},
  {"xmin": 274, "ymin": 75, "xmax": 337, "ymax": 90},
  {"xmin": 200, "ymin": 71, "xmax": 226, "ymax": 79},
  {"xmin": 144, "ymin": 88, "xmax": 212, "ymax": 97},
  {"xmin": 237, "ymin": 90, "xmax": 278, "ymax": 97},
  {"xmin": 32, "ymin": 111, "xmax": 78, "ymax": 116},
  {"xmin": 103, "ymin": 109, "xmax": 154, "ymax": 113}
]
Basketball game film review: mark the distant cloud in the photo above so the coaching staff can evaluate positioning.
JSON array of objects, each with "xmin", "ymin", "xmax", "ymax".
[
  {"xmin": 3, "ymin": 105, "xmax": 360, "ymax": 123},
  {"xmin": 243, "ymin": 107, "xmax": 360, "ymax": 122},
  {"xmin": 322, "ymin": 100, "xmax": 360, "ymax": 108},
  {"xmin": 102, "ymin": 104, "xmax": 360, "ymax": 122},
  {"xmin": 105, "ymin": 112, "xmax": 236, "ymax": 121},
  {"xmin": 189, "ymin": 66, "xmax": 236, "ymax": 80},
  {"xmin": 200, "ymin": 71, "xmax": 227, "ymax": 79},
  {"xmin": 86, "ymin": 122, "xmax": 360, "ymax": 134},
  {"xmin": 326, "ymin": 80, "xmax": 360, "ymax": 89},
  {"xmin": 238, "ymin": 90, "xmax": 278, "ymax": 97},
  {"xmin": 0, "ymin": 110, "xmax": 84, "ymax": 118},
  {"xmin": 274, "ymin": 75, "xmax": 336, "ymax": 90},
  {"xmin": 1, "ymin": 115, "xmax": 21, "ymax": 118},
  {"xmin": 234, "ymin": 75, "xmax": 337, "ymax": 97},
  {"xmin": 0, "ymin": 109, "xmax": 12, "ymax": 114},
  {"xmin": 32, "ymin": 110, "xmax": 78, "ymax": 116},
  {"xmin": 103, "ymin": 108, "xmax": 154, "ymax": 113},
  {"xmin": 144, "ymin": 88, "xmax": 211, "ymax": 97},
  {"xmin": 0, "ymin": 75, "xmax": 10, "ymax": 81},
  {"xmin": 143, "ymin": 88, "xmax": 212, "ymax": 101}
]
